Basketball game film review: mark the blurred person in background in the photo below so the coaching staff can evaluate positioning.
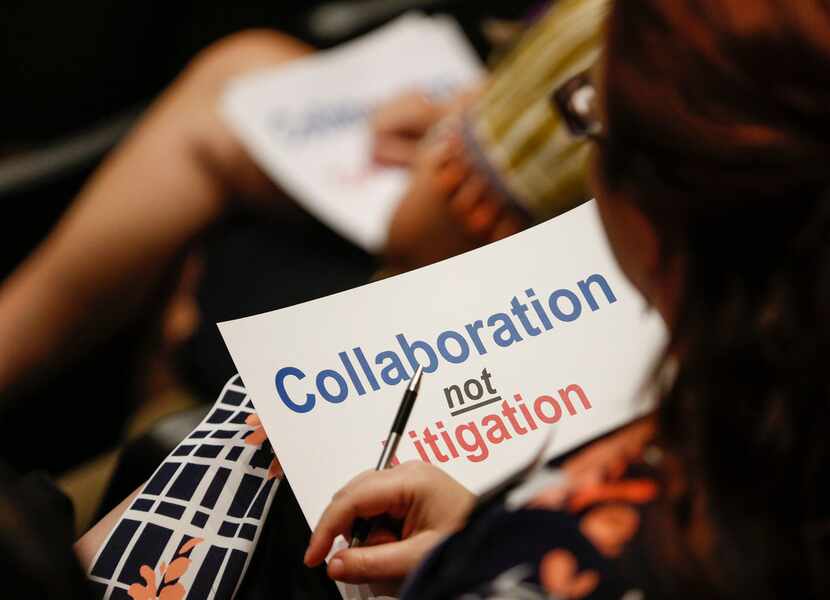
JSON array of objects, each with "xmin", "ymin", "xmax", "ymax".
[
  {"xmin": 0, "ymin": 1, "xmax": 622, "ymax": 597},
  {"xmin": 380, "ymin": 0, "xmax": 608, "ymax": 269},
  {"xmin": 0, "ymin": 31, "xmax": 311, "ymax": 402},
  {"xmin": 0, "ymin": 0, "xmax": 608, "ymax": 523},
  {"xmin": 0, "ymin": 0, "xmax": 608, "ymax": 390},
  {"xmin": 0, "ymin": 0, "xmax": 607, "ymax": 417}
]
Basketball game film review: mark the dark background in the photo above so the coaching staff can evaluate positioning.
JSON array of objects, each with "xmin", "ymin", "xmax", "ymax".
[{"xmin": 0, "ymin": 0, "xmax": 538, "ymax": 476}]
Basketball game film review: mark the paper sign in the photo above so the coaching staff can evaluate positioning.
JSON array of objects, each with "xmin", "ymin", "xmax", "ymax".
[
  {"xmin": 218, "ymin": 201, "xmax": 667, "ymax": 534},
  {"xmin": 221, "ymin": 14, "xmax": 484, "ymax": 251}
]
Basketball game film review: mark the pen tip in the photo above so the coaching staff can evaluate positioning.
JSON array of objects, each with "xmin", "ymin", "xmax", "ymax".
[{"xmin": 410, "ymin": 364, "xmax": 424, "ymax": 392}]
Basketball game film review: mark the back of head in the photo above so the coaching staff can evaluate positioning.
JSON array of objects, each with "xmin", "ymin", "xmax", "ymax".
[{"xmin": 601, "ymin": 1, "xmax": 830, "ymax": 597}]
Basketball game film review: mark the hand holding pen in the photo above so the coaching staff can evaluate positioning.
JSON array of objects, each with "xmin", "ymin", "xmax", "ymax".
[
  {"xmin": 304, "ymin": 365, "xmax": 476, "ymax": 584},
  {"xmin": 349, "ymin": 364, "xmax": 424, "ymax": 548}
]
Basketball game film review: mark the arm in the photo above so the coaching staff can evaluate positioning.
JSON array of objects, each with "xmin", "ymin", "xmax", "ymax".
[
  {"xmin": 0, "ymin": 30, "xmax": 312, "ymax": 395},
  {"xmin": 74, "ymin": 486, "xmax": 142, "ymax": 570},
  {"xmin": 77, "ymin": 378, "xmax": 283, "ymax": 596}
]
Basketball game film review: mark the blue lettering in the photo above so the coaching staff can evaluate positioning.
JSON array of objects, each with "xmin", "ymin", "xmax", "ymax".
[
  {"xmin": 487, "ymin": 313, "xmax": 524, "ymax": 347},
  {"xmin": 375, "ymin": 350, "xmax": 410, "ymax": 385},
  {"xmin": 464, "ymin": 320, "xmax": 488, "ymax": 355},
  {"xmin": 577, "ymin": 273, "xmax": 617, "ymax": 311},
  {"xmin": 354, "ymin": 346, "xmax": 380, "ymax": 391},
  {"xmin": 548, "ymin": 289, "xmax": 582, "ymax": 322},
  {"xmin": 339, "ymin": 351, "xmax": 366, "ymax": 396},
  {"xmin": 316, "ymin": 369, "xmax": 348, "ymax": 404},
  {"xmin": 275, "ymin": 366, "xmax": 315, "ymax": 414},
  {"xmin": 396, "ymin": 334, "xmax": 438, "ymax": 373},
  {"xmin": 436, "ymin": 329, "xmax": 470, "ymax": 363}
]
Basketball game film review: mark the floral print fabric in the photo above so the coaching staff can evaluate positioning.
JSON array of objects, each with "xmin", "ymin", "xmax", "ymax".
[{"xmin": 401, "ymin": 423, "xmax": 664, "ymax": 600}]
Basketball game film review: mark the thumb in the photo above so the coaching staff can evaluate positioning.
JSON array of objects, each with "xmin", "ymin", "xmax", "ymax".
[{"xmin": 327, "ymin": 531, "xmax": 443, "ymax": 584}]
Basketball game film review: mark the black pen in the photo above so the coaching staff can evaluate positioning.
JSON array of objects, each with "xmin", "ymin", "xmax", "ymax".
[{"xmin": 349, "ymin": 364, "xmax": 424, "ymax": 548}]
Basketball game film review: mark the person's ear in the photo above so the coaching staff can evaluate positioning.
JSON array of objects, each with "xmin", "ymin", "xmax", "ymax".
[
  {"xmin": 594, "ymin": 187, "xmax": 658, "ymax": 292},
  {"xmin": 616, "ymin": 198, "xmax": 683, "ymax": 327},
  {"xmin": 591, "ymin": 150, "xmax": 681, "ymax": 325},
  {"xmin": 626, "ymin": 200, "xmax": 662, "ymax": 297}
]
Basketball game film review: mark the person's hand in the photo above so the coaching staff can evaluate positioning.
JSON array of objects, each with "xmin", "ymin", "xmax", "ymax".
[
  {"xmin": 370, "ymin": 91, "xmax": 449, "ymax": 166},
  {"xmin": 370, "ymin": 85, "xmax": 483, "ymax": 167},
  {"xmin": 304, "ymin": 461, "xmax": 474, "ymax": 585},
  {"xmin": 383, "ymin": 126, "xmax": 525, "ymax": 270}
]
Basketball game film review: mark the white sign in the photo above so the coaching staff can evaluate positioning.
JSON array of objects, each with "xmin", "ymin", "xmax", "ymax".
[
  {"xmin": 221, "ymin": 14, "xmax": 484, "ymax": 251},
  {"xmin": 218, "ymin": 201, "xmax": 667, "ymax": 536}
]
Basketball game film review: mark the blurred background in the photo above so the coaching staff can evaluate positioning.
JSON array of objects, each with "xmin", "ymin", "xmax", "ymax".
[{"xmin": 0, "ymin": 0, "xmax": 540, "ymax": 534}]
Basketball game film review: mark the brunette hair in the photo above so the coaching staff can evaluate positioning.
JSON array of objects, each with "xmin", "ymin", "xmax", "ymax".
[{"xmin": 602, "ymin": 1, "xmax": 830, "ymax": 597}]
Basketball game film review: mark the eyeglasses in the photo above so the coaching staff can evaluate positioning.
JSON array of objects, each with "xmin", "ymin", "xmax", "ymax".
[
  {"xmin": 553, "ymin": 68, "xmax": 693, "ymax": 193},
  {"xmin": 551, "ymin": 69, "xmax": 603, "ymax": 139}
]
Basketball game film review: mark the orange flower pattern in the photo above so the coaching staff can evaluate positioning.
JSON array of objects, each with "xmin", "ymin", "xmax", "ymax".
[
  {"xmin": 88, "ymin": 376, "xmax": 284, "ymax": 600},
  {"xmin": 568, "ymin": 479, "xmax": 658, "ymax": 514},
  {"xmin": 578, "ymin": 503, "xmax": 641, "ymax": 558},
  {"xmin": 244, "ymin": 413, "xmax": 283, "ymax": 480},
  {"xmin": 404, "ymin": 422, "xmax": 663, "ymax": 600},
  {"xmin": 535, "ymin": 430, "xmax": 659, "ymax": 597},
  {"xmin": 128, "ymin": 538, "xmax": 203, "ymax": 600},
  {"xmin": 539, "ymin": 549, "xmax": 600, "ymax": 599}
]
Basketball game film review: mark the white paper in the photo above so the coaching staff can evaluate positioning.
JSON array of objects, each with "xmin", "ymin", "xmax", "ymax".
[
  {"xmin": 218, "ymin": 201, "xmax": 667, "ymax": 535},
  {"xmin": 221, "ymin": 14, "xmax": 484, "ymax": 251}
]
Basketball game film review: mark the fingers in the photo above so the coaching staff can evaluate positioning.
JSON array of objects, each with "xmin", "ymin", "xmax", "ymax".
[
  {"xmin": 327, "ymin": 531, "xmax": 443, "ymax": 584},
  {"xmin": 489, "ymin": 211, "xmax": 524, "ymax": 242},
  {"xmin": 304, "ymin": 468, "xmax": 412, "ymax": 567},
  {"xmin": 448, "ymin": 174, "xmax": 487, "ymax": 219},
  {"xmin": 415, "ymin": 133, "xmax": 467, "ymax": 196},
  {"xmin": 446, "ymin": 170, "xmax": 527, "ymax": 243},
  {"xmin": 371, "ymin": 91, "xmax": 444, "ymax": 166},
  {"xmin": 416, "ymin": 128, "xmax": 461, "ymax": 170},
  {"xmin": 466, "ymin": 193, "xmax": 503, "ymax": 238},
  {"xmin": 372, "ymin": 134, "xmax": 419, "ymax": 167},
  {"xmin": 372, "ymin": 91, "xmax": 440, "ymax": 138},
  {"xmin": 364, "ymin": 526, "xmax": 400, "ymax": 547}
]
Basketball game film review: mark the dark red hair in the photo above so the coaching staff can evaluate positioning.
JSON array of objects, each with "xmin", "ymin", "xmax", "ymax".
[{"xmin": 601, "ymin": 1, "xmax": 830, "ymax": 596}]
